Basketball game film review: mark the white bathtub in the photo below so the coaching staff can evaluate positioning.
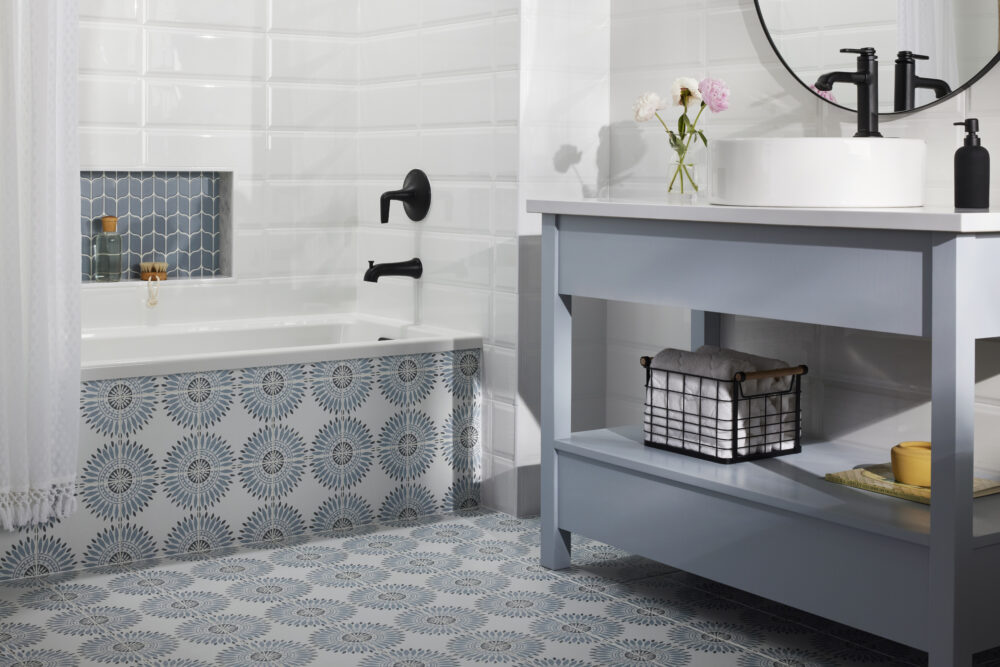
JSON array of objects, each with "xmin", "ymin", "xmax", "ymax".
[{"xmin": 81, "ymin": 314, "xmax": 481, "ymax": 381}]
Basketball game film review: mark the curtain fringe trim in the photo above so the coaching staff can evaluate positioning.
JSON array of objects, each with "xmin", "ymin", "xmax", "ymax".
[{"xmin": 0, "ymin": 483, "xmax": 77, "ymax": 531}]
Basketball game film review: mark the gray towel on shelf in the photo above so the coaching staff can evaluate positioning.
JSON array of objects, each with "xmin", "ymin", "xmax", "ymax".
[
  {"xmin": 646, "ymin": 346, "xmax": 797, "ymax": 458},
  {"xmin": 650, "ymin": 345, "xmax": 793, "ymax": 396}
]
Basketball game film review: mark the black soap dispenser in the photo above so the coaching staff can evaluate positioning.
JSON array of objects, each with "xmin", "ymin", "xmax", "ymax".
[{"xmin": 954, "ymin": 118, "xmax": 990, "ymax": 210}]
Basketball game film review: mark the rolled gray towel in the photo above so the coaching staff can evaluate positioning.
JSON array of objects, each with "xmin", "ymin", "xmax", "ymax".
[{"xmin": 650, "ymin": 345, "xmax": 792, "ymax": 396}]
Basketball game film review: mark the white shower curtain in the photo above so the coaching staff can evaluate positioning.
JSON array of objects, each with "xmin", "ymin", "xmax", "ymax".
[{"xmin": 0, "ymin": 0, "xmax": 80, "ymax": 530}]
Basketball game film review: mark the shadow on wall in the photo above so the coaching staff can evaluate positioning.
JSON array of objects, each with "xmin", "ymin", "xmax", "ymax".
[{"xmin": 551, "ymin": 121, "xmax": 648, "ymax": 200}]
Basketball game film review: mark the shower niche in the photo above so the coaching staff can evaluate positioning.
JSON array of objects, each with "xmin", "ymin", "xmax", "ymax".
[{"xmin": 80, "ymin": 171, "xmax": 233, "ymax": 282}]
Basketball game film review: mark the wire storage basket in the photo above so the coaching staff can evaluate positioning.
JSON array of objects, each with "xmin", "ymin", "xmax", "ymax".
[{"xmin": 640, "ymin": 356, "xmax": 808, "ymax": 463}]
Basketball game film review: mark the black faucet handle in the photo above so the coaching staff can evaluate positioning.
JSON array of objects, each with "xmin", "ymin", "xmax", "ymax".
[
  {"xmin": 840, "ymin": 47, "xmax": 876, "ymax": 57},
  {"xmin": 368, "ymin": 260, "xmax": 374, "ymax": 269},
  {"xmin": 379, "ymin": 169, "xmax": 431, "ymax": 223}
]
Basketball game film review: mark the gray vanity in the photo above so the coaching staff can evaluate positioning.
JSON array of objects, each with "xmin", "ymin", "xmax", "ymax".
[{"xmin": 531, "ymin": 199, "xmax": 1000, "ymax": 667}]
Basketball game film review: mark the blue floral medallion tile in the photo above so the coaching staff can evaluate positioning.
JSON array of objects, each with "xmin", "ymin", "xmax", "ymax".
[
  {"xmin": 377, "ymin": 353, "xmax": 438, "ymax": 406},
  {"xmin": 240, "ymin": 425, "xmax": 306, "ymax": 500},
  {"xmin": 454, "ymin": 539, "xmax": 529, "ymax": 562},
  {"xmin": 0, "ymin": 648, "xmax": 79, "ymax": 666},
  {"xmin": 163, "ymin": 513, "xmax": 233, "ymax": 556},
  {"xmin": 348, "ymin": 583, "xmax": 436, "ymax": 611},
  {"xmin": 140, "ymin": 591, "xmax": 229, "ymax": 619},
  {"xmin": 0, "ymin": 599, "xmax": 13, "ymax": 620},
  {"xmin": 311, "ymin": 493, "xmax": 374, "ymax": 534},
  {"xmin": 0, "ymin": 622, "xmax": 45, "ymax": 651},
  {"xmin": 216, "ymin": 640, "xmax": 317, "ymax": 667},
  {"xmin": 177, "ymin": 614, "xmax": 270, "ymax": 646},
  {"xmin": 0, "ymin": 536, "xmax": 75, "ymax": 581},
  {"xmin": 239, "ymin": 503, "xmax": 305, "ymax": 545},
  {"xmin": 161, "ymin": 371, "xmax": 233, "ymax": 429},
  {"xmin": 108, "ymin": 569, "xmax": 195, "ymax": 596},
  {"xmin": 409, "ymin": 521, "xmax": 484, "ymax": 544},
  {"xmin": 589, "ymin": 639, "xmax": 692, "ymax": 667},
  {"xmin": 530, "ymin": 613, "xmax": 624, "ymax": 645},
  {"xmin": 475, "ymin": 591, "xmax": 565, "ymax": 619},
  {"xmin": 19, "ymin": 584, "xmax": 107, "ymax": 610},
  {"xmin": 266, "ymin": 597, "xmax": 357, "ymax": 627},
  {"xmin": 342, "ymin": 534, "xmax": 418, "ymax": 556},
  {"xmin": 378, "ymin": 483, "xmax": 437, "ymax": 523},
  {"xmin": 443, "ymin": 475, "xmax": 481, "ymax": 513},
  {"xmin": 427, "ymin": 569, "xmax": 510, "ymax": 596},
  {"xmin": 79, "ymin": 440, "xmax": 158, "ymax": 520},
  {"xmin": 307, "ymin": 564, "xmax": 389, "ymax": 591},
  {"xmin": 358, "ymin": 649, "xmax": 460, "ymax": 667},
  {"xmin": 446, "ymin": 348, "xmax": 482, "ymax": 401},
  {"xmin": 382, "ymin": 551, "xmax": 461, "ymax": 575},
  {"xmin": 378, "ymin": 410, "xmax": 437, "ymax": 481},
  {"xmin": 447, "ymin": 630, "xmax": 544, "ymax": 664},
  {"xmin": 227, "ymin": 576, "xmax": 311, "ymax": 603},
  {"xmin": 82, "ymin": 523, "xmax": 158, "ymax": 568},
  {"xmin": 191, "ymin": 557, "xmax": 273, "ymax": 582},
  {"xmin": 47, "ymin": 606, "xmax": 141, "ymax": 637},
  {"xmin": 311, "ymin": 358, "xmax": 373, "ymax": 413},
  {"xmin": 240, "ymin": 365, "xmax": 305, "ymax": 421},
  {"xmin": 269, "ymin": 544, "xmax": 346, "ymax": 569},
  {"xmin": 80, "ymin": 630, "xmax": 179, "ymax": 663},
  {"xmin": 310, "ymin": 622, "xmax": 404, "ymax": 655},
  {"xmin": 442, "ymin": 401, "xmax": 481, "ymax": 474},
  {"xmin": 312, "ymin": 417, "xmax": 375, "ymax": 490},
  {"xmin": 605, "ymin": 596, "xmax": 694, "ymax": 625},
  {"xmin": 81, "ymin": 378, "xmax": 157, "ymax": 436},
  {"xmin": 396, "ymin": 604, "xmax": 489, "ymax": 636},
  {"xmin": 162, "ymin": 432, "xmax": 233, "ymax": 510}
]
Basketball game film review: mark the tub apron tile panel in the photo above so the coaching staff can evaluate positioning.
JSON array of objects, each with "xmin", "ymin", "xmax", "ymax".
[{"xmin": 1, "ymin": 348, "xmax": 481, "ymax": 583}]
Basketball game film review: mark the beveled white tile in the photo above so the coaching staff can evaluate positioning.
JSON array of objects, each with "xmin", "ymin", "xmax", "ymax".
[{"xmin": 146, "ymin": 30, "xmax": 265, "ymax": 78}]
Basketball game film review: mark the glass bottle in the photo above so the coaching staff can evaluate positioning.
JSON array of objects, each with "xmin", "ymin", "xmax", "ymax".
[{"xmin": 93, "ymin": 215, "xmax": 122, "ymax": 282}]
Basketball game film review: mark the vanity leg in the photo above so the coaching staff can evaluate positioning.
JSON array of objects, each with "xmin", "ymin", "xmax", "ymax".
[
  {"xmin": 541, "ymin": 214, "xmax": 572, "ymax": 570},
  {"xmin": 692, "ymin": 310, "xmax": 722, "ymax": 349},
  {"xmin": 928, "ymin": 234, "xmax": 975, "ymax": 667}
]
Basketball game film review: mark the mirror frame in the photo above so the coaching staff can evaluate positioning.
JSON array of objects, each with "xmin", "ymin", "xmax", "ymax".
[{"xmin": 753, "ymin": 0, "xmax": 1000, "ymax": 116}]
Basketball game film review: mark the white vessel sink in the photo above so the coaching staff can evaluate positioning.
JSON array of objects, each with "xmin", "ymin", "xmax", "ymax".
[{"xmin": 709, "ymin": 137, "xmax": 926, "ymax": 207}]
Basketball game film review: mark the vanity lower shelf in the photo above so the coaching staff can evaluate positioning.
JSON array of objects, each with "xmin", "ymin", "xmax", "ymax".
[{"xmin": 555, "ymin": 426, "xmax": 1000, "ymax": 547}]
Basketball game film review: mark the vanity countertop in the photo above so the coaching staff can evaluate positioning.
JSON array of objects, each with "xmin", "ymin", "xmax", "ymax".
[{"xmin": 526, "ymin": 199, "xmax": 1000, "ymax": 233}]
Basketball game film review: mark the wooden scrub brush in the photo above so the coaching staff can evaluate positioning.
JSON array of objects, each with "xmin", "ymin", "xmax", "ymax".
[{"xmin": 140, "ymin": 261, "xmax": 168, "ymax": 281}]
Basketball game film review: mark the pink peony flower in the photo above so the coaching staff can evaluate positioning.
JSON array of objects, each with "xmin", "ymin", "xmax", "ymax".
[
  {"xmin": 809, "ymin": 84, "xmax": 837, "ymax": 104},
  {"xmin": 698, "ymin": 78, "xmax": 730, "ymax": 113}
]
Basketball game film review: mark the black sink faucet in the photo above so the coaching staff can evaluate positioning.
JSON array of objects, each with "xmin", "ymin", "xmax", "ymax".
[
  {"xmin": 815, "ymin": 47, "xmax": 882, "ymax": 138},
  {"xmin": 893, "ymin": 51, "xmax": 951, "ymax": 112},
  {"xmin": 364, "ymin": 258, "xmax": 423, "ymax": 283}
]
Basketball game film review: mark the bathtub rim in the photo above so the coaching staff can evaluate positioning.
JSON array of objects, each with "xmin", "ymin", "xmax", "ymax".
[{"xmin": 80, "ymin": 314, "xmax": 482, "ymax": 382}]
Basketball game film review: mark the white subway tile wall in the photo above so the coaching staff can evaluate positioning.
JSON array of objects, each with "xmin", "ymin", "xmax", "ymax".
[
  {"xmin": 79, "ymin": 0, "xmax": 523, "ymax": 513},
  {"xmin": 607, "ymin": 0, "xmax": 1000, "ymax": 473},
  {"xmin": 352, "ymin": 2, "xmax": 520, "ymax": 512}
]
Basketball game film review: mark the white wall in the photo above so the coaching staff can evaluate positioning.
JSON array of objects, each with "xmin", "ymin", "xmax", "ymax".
[
  {"xmin": 78, "ymin": 0, "xmax": 360, "ymax": 323},
  {"xmin": 606, "ymin": 0, "xmax": 1000, "ymax": 473},
  {"xmin": 349, "ymin": 1, "xmax": 522, "ymax": 513}
]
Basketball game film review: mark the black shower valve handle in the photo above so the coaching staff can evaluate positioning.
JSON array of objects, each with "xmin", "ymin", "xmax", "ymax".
[
  {"xmin": 379, "ymin": 169, "xmax": 432, "ymax": 223},
  {"xmin": 380, "ymin": 188, "xmax": 413, "ymax": 224}
]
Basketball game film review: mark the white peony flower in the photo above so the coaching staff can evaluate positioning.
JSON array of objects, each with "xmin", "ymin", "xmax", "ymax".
[
  {"xmin": 671, "ymin": 77, "xmax": 703, "ymax": 110},
  {"xmin": 632, "ymin": 92, "xmax": 666, "ymax": 123}
]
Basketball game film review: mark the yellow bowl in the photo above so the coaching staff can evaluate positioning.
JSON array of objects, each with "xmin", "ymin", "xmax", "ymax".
[{"xmin": 891, "ymin": 441, "xmax": 932, "ymax": 487}]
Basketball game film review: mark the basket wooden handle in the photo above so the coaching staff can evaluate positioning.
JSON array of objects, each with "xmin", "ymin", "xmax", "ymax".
[{"xmin": 735, "ymin": 365, "xmax": 808, "ymax": 381}]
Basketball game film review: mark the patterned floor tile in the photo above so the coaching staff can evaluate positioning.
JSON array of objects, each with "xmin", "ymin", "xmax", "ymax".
[{"xmin": 0, "ymin": 510, "xmax": 989, "ymax": 665}]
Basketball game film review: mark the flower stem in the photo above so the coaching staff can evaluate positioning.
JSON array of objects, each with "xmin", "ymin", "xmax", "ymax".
[{"xmin": 669, "ymin": 103, "xmax": 706, "ymax": 194}]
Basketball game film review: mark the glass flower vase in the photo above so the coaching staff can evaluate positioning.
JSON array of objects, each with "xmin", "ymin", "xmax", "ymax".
[{"xmin": 667, "ymin": 155, "xmax": 702, "ymax": 204}]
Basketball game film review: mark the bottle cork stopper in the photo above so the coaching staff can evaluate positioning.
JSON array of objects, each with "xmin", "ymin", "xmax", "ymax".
[{"xmin": 100, "ymin": 215, "xmax": 117, "ymax": 233}]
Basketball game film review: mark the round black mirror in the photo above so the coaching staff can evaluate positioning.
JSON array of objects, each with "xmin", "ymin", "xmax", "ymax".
[{"xmin": 754, "ymin": 0, "xmax": 1000, "ymax": 115}]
